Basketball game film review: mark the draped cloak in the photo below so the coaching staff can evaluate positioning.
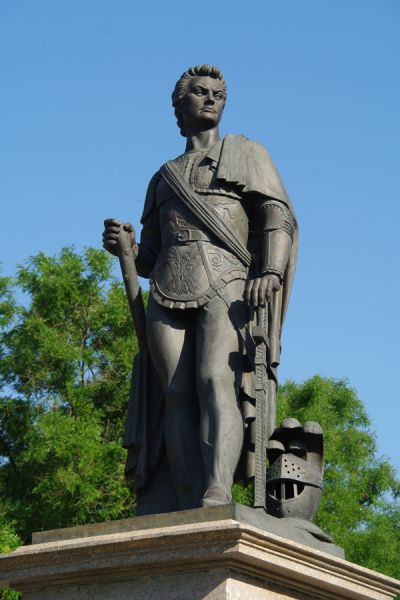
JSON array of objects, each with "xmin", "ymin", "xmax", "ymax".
[{"xmin": 123, "ymin": 134, "xmax": 298, "ymax": 489}]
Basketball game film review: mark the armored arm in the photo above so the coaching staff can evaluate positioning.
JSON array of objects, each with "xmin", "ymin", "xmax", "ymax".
[
  {"xmin": 257, "ymin": 200, "xmax": 295, "ymax": 282},
  {"xmin": 135, "ymin": 173, "xmax": 162, "ymax": 277},
  {"xmin": 135, "ymin": 222, "xmax": 160, "ymax": 277},
  {"xmin": 245, "ymin": 197, "xmax": 295, "ymax": 307}
]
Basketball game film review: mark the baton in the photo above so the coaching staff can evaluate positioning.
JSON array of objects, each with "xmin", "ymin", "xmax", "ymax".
[{"xmin": 116, "ymin": 227, "xmax": 147, "ymax": 353}]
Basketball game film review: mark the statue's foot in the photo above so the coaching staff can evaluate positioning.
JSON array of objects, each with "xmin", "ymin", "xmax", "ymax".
[
  {"xmin": 202, "ymin": 497, "xmax": 227, "ymax": 507},
  {"xmin": 202, "ymin": 487, "xmax": 230, "ymax": 507}
]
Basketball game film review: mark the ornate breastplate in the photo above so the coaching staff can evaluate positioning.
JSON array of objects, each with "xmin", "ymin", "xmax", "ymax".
[{"xmin": 150, "ymin": 151, "xmax": 249, "ymax": 309}]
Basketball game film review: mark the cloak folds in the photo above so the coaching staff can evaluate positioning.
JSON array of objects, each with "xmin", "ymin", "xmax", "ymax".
[
  {"xmin": 122, "ymin": 350, "xmax": 164, "ymax": 487},
  {"xmin": 123, "ymin": 134, "xmax": 298, "ymax": 489}
]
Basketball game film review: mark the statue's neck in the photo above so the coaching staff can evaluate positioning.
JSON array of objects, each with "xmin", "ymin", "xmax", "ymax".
[{"xmin": 185, "ymin": 127, "xmax": 221, "ymax": 152}]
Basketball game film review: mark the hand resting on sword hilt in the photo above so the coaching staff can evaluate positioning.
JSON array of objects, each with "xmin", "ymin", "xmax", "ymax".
[{"xmin": 244, "ymin": 273, "xmax": 281, "ymax": 307}]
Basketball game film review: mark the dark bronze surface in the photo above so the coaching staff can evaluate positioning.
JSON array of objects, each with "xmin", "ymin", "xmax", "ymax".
[{"xmin": 102, "ymin": 66, "xmax": 328, "ymax": 531}]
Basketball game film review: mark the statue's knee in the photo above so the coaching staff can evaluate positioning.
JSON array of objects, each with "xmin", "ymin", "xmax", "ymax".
[{"xmin": 197, "ymin": 372, "xmax": 234, "ymax": 401}]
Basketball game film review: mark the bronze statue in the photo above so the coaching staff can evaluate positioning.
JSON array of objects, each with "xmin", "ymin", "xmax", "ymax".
[{"xmin": 103, "ymin": 65, "xmax": 298, "ymax": 516}]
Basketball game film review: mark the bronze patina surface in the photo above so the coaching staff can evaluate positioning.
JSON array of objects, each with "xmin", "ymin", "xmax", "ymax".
[{"xmin": 103, "ymin": 66, "xmax": 326, "ymax": 533}]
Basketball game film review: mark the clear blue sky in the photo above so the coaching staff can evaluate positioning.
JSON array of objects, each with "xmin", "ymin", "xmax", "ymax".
[{"xmin": 1, "ymin": 0, "xmax": 399, "ymax": 470}]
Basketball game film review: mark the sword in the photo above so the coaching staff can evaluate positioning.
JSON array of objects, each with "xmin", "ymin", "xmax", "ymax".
[{"xmin": 252, "ymin": 302, "xmax": 269, "ymax": 510}]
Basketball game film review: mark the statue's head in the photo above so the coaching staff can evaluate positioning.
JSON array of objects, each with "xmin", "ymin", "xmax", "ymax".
[{"xmin": 172, "ymin": 64, "xmax": 227, "ymax": 137}]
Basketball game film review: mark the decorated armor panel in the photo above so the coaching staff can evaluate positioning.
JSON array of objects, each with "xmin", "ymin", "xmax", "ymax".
[{"xmin": 150, "ymin": 150, "xmax": 249, "ymax": 309}]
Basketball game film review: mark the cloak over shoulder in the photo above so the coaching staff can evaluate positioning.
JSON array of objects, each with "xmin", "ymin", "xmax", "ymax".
[{"xmin": 211, "ymin": 134, "xmax": 293, "ymax": 211}]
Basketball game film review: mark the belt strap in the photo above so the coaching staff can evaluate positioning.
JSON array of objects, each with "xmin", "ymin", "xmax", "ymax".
[
  {"xmin": 168, "ymin": 228, "xmax": 210, "ymax": 244},
  {"xmin": 160, "ymin": 161, "xmax": 252, "ymax": 268}
]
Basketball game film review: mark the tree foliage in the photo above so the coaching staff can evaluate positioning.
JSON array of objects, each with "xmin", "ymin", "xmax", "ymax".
[
  {"xmin": 0, "ymin": 248, "xmax": 136, "ymax": 547},
  {"xmin": 0, "ymin": 248, "xmax": 398, "ymax": 588},
  {"xmin": 278, "ymin": 377, "xmax": 400, "ymax": 578}
]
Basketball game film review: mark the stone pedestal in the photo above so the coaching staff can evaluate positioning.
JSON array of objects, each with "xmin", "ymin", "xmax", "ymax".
[{"xmin": 1, "ymin": 504, "xmax": 399, "ymax": 599}]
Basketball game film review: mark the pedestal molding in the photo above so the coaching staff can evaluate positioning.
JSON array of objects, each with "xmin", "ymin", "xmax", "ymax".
[{"xmin": 1, "ymin": 518, "xmax": 399, "ymax": 599}]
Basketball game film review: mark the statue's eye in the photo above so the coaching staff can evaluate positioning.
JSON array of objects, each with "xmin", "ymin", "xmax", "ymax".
[
  {"xmin": 214, "ymin": 92, "xmax": 223, "ymax": 100},
  {"xmin": 192, "ymin": 87, "xmax": 205, "ymax": 96}
]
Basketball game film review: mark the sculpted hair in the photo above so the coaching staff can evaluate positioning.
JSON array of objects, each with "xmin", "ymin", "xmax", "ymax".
[{"xmin": 172, "ymin": 64, "xmax": 227, "ymax": 136}]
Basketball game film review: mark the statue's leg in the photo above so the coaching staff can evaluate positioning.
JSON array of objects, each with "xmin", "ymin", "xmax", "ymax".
[
  {"xmin": 146, "ymin": 297, "xmax": 205, "ymax": 510},
  {"xmin": 196, "ymin": 281, "xmax": 245, "ymax": 505}
]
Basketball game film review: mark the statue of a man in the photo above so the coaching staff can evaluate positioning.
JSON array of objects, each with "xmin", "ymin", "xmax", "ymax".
[{"xmin": 103, "ymin": 64, "xmax": 297, "ymax": 515}]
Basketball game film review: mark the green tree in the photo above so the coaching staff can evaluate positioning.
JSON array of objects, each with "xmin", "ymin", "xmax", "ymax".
[
  {"xmin": 0, "ymin": 248, "xmax": 136, "ymax": 543},
  {"xmin": 0, "ymin": 516, "xmax": 21, "ymax": 600},
  {"xmin": 278, "ymin": 377, "xmax": 400, "ymax": 578}
]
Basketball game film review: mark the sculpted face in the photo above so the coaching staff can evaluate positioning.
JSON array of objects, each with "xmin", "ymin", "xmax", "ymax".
[{"xmin": 181, "ymin": 76, "xmax": 225, "ymax": 133}]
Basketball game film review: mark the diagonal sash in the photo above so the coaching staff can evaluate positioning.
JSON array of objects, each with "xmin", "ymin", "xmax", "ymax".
[{"xmin": 160, "ymin": 161, "xmax": 252, "ymax": 268}]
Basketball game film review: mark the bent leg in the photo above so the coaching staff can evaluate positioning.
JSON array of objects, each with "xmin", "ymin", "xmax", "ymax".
[
  {"xmin": 196, "ymin": 283, "xmax": 245, "ymax": 505},
  {"xmin": 146, "ymin": 297, "xmax": 204, "ymax": 509}
]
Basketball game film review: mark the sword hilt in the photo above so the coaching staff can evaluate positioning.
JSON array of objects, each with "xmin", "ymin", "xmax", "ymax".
[{"xmin": 253, "ymin": 305, "xmax": 268, "ymax": 345}]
